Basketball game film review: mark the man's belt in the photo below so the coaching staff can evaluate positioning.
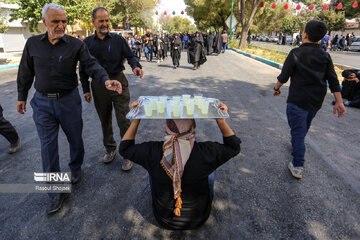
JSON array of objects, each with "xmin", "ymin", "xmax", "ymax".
[{"xmin": 37, "ymin": 89, "xmax": 74, "ymax": 99}]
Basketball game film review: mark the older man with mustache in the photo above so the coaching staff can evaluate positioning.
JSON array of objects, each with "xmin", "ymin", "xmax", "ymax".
[{"xmin": 16, "ymin": 3, "xmax": 122, "ymax": 214}]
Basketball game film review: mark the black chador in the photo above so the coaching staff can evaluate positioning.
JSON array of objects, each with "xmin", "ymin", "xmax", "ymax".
[
  {"xmin": 207, "ymin": 32, "xmax": 214, "ymax": 55},
  {"xmin": 188, "ymin": 32, "xmax": 207, "ymax": 70},
  {"xmin": 172, "ymin": 35, "xmax": 182, "ymax": 69},
  {"xmin": 213, "ymin": 31, "xmax": 222, "ymax": 55}
]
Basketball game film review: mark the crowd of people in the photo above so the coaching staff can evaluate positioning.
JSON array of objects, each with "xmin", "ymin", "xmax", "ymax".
[
  {"xmin": 120, "ymin": 30, "xmax": 229, "ymax": 70},
  {"xmin": 0, "ymin": 2, "xmax": 358, "ymax": 232}
]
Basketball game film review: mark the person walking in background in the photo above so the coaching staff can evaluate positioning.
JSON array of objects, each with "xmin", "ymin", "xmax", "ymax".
[
  {"xmin": 0, "ymin": 104, "xmax": 20, "ymax": 154},
  {"xmin": 320, "ymin": 31, "xmax": 331, "ymax": 51},
  {"xmin": 273, "ymin": 20, "xmax": 346, "ymax": 179},
  {"xmin": 221, "ymin": 31, "xmax": 229, "ymax": 53}
]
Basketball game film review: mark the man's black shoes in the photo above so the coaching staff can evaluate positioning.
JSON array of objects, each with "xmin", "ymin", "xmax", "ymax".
[
  {"xmin": 71, "ymin": 169, "xmax": 82, "ymax": 184},
  {"xmin": 46, "ymin": 193, "xmax": 69, "ymax": 215}
]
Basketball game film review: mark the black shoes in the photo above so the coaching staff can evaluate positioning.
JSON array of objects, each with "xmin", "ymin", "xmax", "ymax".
[
  {"xmin": 71, "ymin": 169, "xmax": 82, "ymax": 184},
  {"xmin": 46, "ymin": 193, "xmax": 69, "ymax": 215},
  {"xmin": 9, "ymin": 136, "xmax": 21, "ymax": 154}
]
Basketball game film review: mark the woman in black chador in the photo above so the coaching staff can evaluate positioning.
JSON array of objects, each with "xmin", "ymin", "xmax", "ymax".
[
  {"xmin": 188, "ymin": 32, "xmax": 207, "ymax": 70},
  {"xmin": 206, "ymin": 32, "xmax": 214, "ymax": 55},
  {"xmin": 171, "ymin": 34, "xmax": 182, "ymax": 69}
]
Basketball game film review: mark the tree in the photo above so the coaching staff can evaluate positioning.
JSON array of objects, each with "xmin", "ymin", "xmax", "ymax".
[
  {"xmin": 280, "ymin": 16, "xmax": 299, "ymax": 35},
  {"xmin": 0, "ymin": 7, "xmax": 9, "ymax": 33},
  {"xmin": 160, "ymin": 16, "xmax": 197, "ymax": 33},
  {"xmin": 333, "ymin": 0, "xmax": 360, "ymax": 19},
  {"xmin": 237, "ymin": 0, "xmax": 263, "ymax": 49},
  {"xmin": 103, "ymin": 0, "xmax": 158, "ymax": 29},
  {"xmin": 185, "ymin": 0, "xmax": 233, "ymax": 31},
  {"xmin": 9, "ymin": 0, "xmax": 96, "ymax": 33},
  {"xmin": 318, "ymin": 9, "xmax": 346, "ymax": 32}
]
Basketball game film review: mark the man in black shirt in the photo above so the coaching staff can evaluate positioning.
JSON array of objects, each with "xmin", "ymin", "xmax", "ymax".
[
  {"xmin": 142, "ymin": 29, "xmax": 154, "ymax": 62},
  {"xmin": 16, "ymin": 3, "xmax": 122, "ymax": 214},
  {"xmin": 119, "ymin": 102, "xmax": 241, "ymax": 230},
  {"xmin": 273, "ymin": 20, "xmax": 346, "ymax": 179},
  {"xmin": 79, "ymin": 7, "xmax": 143, "ymax": 169},
  {"xmin": 340, "ymin": 69, "xmax": 360, "ymax": 108}
]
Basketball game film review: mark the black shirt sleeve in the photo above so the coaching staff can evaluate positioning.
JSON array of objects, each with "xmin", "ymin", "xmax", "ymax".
[
  {"xmin": 119, "ymin": 140, "xmax": 162, "ymax": 171},
  {"xmin": 325, "ymin": 54, "xmax": 341, "ymax": 93},
  {"xmin": 196, "ymin": 135, "xmax": 241, "ymax": 174},
  {"xmin": 277, "ymin": 50, "xmax": 296, "ymax": 84},
  {"xmin": 17, "ymin": 40, "xmax": 35, "ymax": 101},
  {"xmin": 79, "ymin": 42, "xmax": 109, "ymax": 86}
]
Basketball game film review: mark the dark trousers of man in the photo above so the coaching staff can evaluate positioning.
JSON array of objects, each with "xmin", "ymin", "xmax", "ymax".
[
  {"xmin": 135, "ymin": 47, "xmax": 141, "ymax": 59},
  {"xmin": 0, "ymin": 104, "xmax": 19, "ymax": 144},
  {"xmin": 144, "ymin": 46, "xmax": 153, "ymax": 61},
  {"xmin": 91, "ymin": 72, "xmax": 130, "ymax": 153},
  {"xmin": 30, "ymin": 89, "xmax": 84, "ymax": 197},
  {"xmin": 321, "ymin": 43, "xmax": 328, "ymax": 52},
  {"xmin": 286, "ymin": 103, "xmax": 317, "ymax": 167}
]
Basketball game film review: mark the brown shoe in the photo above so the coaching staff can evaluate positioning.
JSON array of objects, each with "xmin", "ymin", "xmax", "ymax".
[
  {"xmin": 122, "ymin": 159, "xmax": 133, "ymax": 171},
  {"xmin": 103, "ymin": 150, "xmax": 116, "ymax": 164}
]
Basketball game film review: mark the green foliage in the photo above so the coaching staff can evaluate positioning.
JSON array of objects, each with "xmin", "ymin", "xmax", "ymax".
[
  {"xmin": 102, "ymin": 0, "xmax": 157, "ymax": 29},
  {"xmin": 161, "ymin": 16, "xmax": 197, "ymax": 33},
  {"xmin": 8, "ymin": 0, "xmax": 157, "ymax": 33},
  {"xmin": 318, "ymin": 9, "xmax": 346, "ymax": 31},
  {"xmin": 335, "ymin": 0, "xmax": 360, "ymax": 19},
  {"xmin": 9, "ymin": 0, "xmax": 96, "ymax": 33},
  {"xmin": 280, "ymin": 16, "xmax": 299, "ymax": 34},
  {"xmin": 185, "ymin": 0, "xmax": 233, "ymax": 31}
]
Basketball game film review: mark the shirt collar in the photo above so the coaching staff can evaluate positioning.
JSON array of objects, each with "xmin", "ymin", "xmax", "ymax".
[
  {"xmin": 300, "ymin": 42, "xmax": 320, "ymax": 48},
  {"xmin": 40, "ymin": 32, "xmax": 69, "ymax": 43},
  {"xmin": 93, "ymin": 31, "xmax": 113, "ymax": 40}
]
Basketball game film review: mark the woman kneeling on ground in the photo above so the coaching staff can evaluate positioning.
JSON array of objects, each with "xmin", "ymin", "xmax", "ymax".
[{"xmin": 119, "ymin": 102, "xmax": 241, "ymax": 230}]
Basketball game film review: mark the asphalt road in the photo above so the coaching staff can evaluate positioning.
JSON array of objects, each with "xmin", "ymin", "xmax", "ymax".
[
  {"xmin": 0, "ymin": 51, "xmax": 359, "ymax": 239},
  {"xmin": 250, "ymin": 41, "xmax": 360, "ymax": 69}
]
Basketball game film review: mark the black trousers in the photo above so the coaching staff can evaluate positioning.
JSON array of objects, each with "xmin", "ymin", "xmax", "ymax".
[
  {"xmin": 91, "ymin": 72, "xmax": 130, "ymax": 152},
  {"xmin": 0, "ymin": 104, "xmax": 19, "ymax": 144}
]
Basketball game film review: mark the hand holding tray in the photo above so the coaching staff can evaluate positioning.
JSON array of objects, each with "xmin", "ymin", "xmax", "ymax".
[{"xmin": 126, "ymin": 96, "xmax": 229, "ymax": 119}]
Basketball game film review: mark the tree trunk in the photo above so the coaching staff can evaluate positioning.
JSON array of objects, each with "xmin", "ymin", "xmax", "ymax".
[{"xmin": 238, "ymin": 0, "xmax": 261, "ymax": 49}]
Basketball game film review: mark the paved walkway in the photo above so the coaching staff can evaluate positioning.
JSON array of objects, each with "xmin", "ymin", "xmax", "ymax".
[{"xmin": 0, "ymin": 51, "xmax": 359, "ymax": 239}]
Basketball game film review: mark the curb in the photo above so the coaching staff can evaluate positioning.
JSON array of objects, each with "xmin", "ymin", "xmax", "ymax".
[
  {"xmin": 0, "ymin": 63, "xmax": 19, "ymax": 70},
  {"xmin": 229, "ymin": 47, "xmax": 283, "ymax": 70}
]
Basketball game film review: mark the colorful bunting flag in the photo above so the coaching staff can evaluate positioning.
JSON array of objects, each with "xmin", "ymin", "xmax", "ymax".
[
  {"xmin": 271, "ymin": 3, "xmax": 276, "ymax": 9},
  {"xmin": 309, "ymin": 4, "xmax": 314, "ymax": 10},
  {"xmin": 352, "ymin": 1, "xmax": 358, "ymax": 8},
  {"xmin": 336, "ymin": 3, "xmax": 343, "ymax": 9},
  {"xmin": 284, "ymin": 3, "xmax": 288, "ymax": 10},
  {"xmin": 322, "ymin": 3, "xmax": 328, "ymax": 10},
  {"xmin": 259, "ymin": 2, "xmax": 264, "ymax": 8},
  {"xmin": 296, "ymin": 4, "xmax": 301, "ymax": 10}
]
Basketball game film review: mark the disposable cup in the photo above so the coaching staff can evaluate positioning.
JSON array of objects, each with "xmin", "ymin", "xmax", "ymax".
[
  {"xmin": 200, "ymin": 100, "xmax": 210, "ymax": 115},
  {"xmin": 172, "ymin": 96, "xmax": 181, "ymax": 103},
  {"xmin": 172, "ymin": 104, "xmax": 181, "ymax": 117},
  {"xmin": 150, "ymin": 98, "xmax": 158, "ymax": 110},
  {"xmin": 182, "ymin": 94, "xmax": 191, "ymax": 103},
  {"xmin": 144, "ymin": 103, "xmax": 153, "ymax": 117},
  {"xmin": 194, "ymin": 96, "xmax": 203, "ymax": 107},
  {"xmin": 186, "ymin": 99, "xmax": 195, "ymax": 115},
  {"xmin": 157, "ymin": 100, "xmax": 166, "ymax": 114}
]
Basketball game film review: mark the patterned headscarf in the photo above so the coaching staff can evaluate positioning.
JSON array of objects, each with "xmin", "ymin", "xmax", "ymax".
[{"xmin": 160, "ymin": 119, "xmax": 196, "ymax": 216}]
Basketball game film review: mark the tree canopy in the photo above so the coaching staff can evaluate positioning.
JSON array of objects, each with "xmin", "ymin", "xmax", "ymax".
[{"xmin": 159, "ymin": 15, "xmax": 197, "ymax": 33}]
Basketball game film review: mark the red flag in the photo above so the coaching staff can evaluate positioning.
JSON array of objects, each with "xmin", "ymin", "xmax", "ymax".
[
  {"xmin": 322, "ymin": 3, "xmax": 328, "ymax": 10},
  {"xmin": 309, "ymin": 4, "xmax": 314, "ymax": 10},
  {"xmin": 284, "ymin": 3, "xmax": 289, "ymax": 10},
  {"xmin": 336, "ymin": 3, "xmax": 343, "ymax": 9},
  {"xmin": 353, "ymin": 1, "xmax": 359, "ymax": 8},
  {"xmin": 259, "ymin": 2, "xmax": 264, "ymax": 7},
  {"xmin": 181, "ymin": 10, "xmax": 184, "ymax": 15},
  {"xmin": 296, "ymin": 4, "xmax": 301, "ymax": 10},
  {"xmin": 164, "ymin": 11, "xmax": 167, "ymax": 15},
  {"xmin": 271, "ymin": 3, "xmax": 276, "ymax": 9}
]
